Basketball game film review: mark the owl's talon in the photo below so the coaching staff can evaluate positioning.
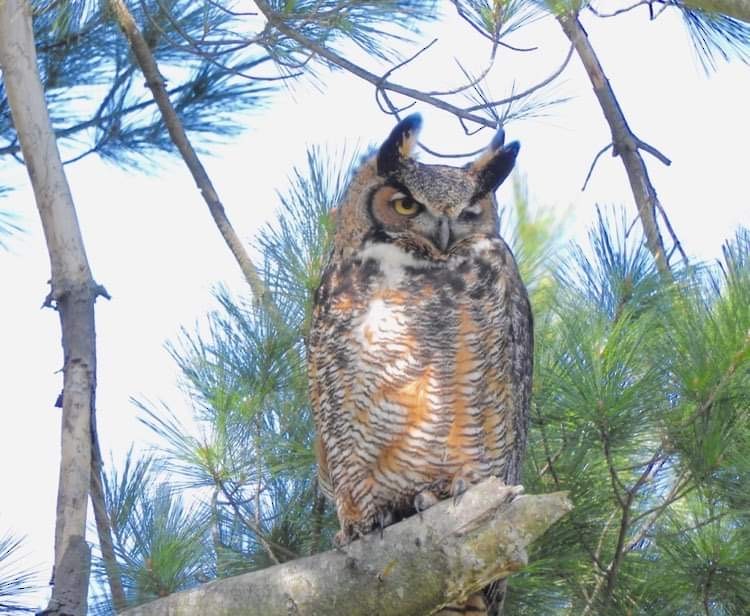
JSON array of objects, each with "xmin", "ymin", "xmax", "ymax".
[
  {"xmin": 503, "ymin": 484, "xmax": 525, "ymax": 502},
  {"xmin": 452, "ymin": 478, "xmax": 468, "ymax": 507},
  {"xmin": 414, "ymin": 490, "xmax": 439, "ymax": 520},
  {"xmin": 334, "ymin": 529, "xmax": 352, "ymax": 547},
  {"xmin": 376, "ymin": 510, "xmax": 393, "ymax": 539}
]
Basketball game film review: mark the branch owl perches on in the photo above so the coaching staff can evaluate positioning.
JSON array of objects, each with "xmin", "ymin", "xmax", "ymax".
[{"xmin": 308, "ymin": 114, "xmax": 532, "ymax": 615}]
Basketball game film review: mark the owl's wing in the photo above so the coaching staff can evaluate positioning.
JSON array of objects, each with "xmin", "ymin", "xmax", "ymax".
[
  {"xmin": 307, "ymin": 259, "xmax": 356, "ymax": 505},
  {"xmin": 466, "ymin": 237, "xmax": 533, "ymax": 487},
  {"xmin": 314, "ymin": 434, "xmax": 334, "ymax": 500}
]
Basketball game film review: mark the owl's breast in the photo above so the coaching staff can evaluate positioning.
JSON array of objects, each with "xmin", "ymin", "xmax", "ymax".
[{"xmin": 311, "ymin": 237, "xmax": 528, "ymax": 513}]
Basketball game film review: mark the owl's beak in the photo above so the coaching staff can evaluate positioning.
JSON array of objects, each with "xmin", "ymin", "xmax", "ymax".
[{"xmin": 436, "ymin": 217, "xmax": 451, "ymax": 251}]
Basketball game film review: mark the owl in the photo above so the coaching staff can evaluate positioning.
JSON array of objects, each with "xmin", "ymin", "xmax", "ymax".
[{"xmin": 307, "ymin": 114, "xmax": 533, "ymax": 615}]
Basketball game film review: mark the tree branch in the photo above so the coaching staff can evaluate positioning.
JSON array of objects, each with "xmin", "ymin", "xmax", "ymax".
[
  {"xmin": 91, "ymin": 424, "xmax": 127, "ymax": 613},
  {"xmin": 121, "ymin": 480, "xmax": 572, "ymax": 616},
  {"xmin": 107, "ymin": 0, "xmax": 284, "ymax": 325},
  {"xmin": 557, "ymin": 13, "xmax": 672, "ymax": 275}
]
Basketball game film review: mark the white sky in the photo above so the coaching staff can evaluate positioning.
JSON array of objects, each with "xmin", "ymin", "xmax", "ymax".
[{"xmin": 1, "ymin": 4, "xmax": 748, "ymax": 608}]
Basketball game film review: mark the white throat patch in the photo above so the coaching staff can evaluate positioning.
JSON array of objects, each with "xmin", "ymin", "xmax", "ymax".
[{"xmin": 358, "ymin": 242, "xmax": 427, "ymax": 287}]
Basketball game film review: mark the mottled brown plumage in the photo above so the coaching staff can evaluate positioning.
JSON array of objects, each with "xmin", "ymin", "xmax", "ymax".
[{"xmin": 308, "ymin": 115, "xmax": 532, "ymax": 615}]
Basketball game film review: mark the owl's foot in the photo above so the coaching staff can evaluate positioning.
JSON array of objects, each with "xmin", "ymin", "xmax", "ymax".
[
  {"xmin": 334, "ymin": 529, "xmax": 351, "ymax": 547},
  {"xmin": 334, "ymin": 521, "xmax": 367, "ymax": 546},
  {"xmin": 376, "ymin": 509, "xmax": 394, "ymax": 539},
  {"xmin": 335, "ymin": 524, "xmax": 362, "ymax": 547},
  {"xmin": 450, "ymin": 467, "xmax": 482, "ymax": 506},
  {"xmin": 413, "ymin": 489, "xmax": 439, "ymax": 520},
  {"xmin": 498, "ymin": 483, "xmax": 525, "ymax": 502}
]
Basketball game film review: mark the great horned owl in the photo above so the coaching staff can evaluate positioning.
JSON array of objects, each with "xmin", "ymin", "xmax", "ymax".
[{"xmin": 308, "ymin": 114, "xmax": 533, "ymax": 615}]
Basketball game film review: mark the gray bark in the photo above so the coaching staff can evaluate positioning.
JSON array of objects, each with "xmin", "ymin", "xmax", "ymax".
[
  {"xmin": 0, "ymin": 1, "xmax": 106, "ymax": 613},
  {"xmin": 121, "ymin": 480, "xmax": 572, "ymax": 616},
  {"xmin": 91, "ymin": 431, "xmax": 128, "ymax": 612},
  {"xmin": 558, "ymin": 13, "xmax": 671, "ymax": 274},
  {"xmin": 107, "ymin": 0, "xmax": 281, "ymax": 325}
]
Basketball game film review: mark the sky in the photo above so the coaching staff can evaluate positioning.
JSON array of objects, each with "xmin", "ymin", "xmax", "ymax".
[{"xmin": 1, "ymin": 2, "xmax": 749, "ymax": 608}]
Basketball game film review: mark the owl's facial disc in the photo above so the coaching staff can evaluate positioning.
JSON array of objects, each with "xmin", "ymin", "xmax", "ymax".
[{"xmin": 369, "ymin": 185, "xmax": 494, "ymax": 253}]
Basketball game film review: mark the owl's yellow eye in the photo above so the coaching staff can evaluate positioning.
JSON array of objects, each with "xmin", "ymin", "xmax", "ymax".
[{"xmin": 391, "ymin": 195, "xmax": 420, "ymax": 216}]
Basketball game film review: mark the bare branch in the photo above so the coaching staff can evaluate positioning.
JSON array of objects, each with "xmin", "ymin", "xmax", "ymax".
[
  {"xmin": 465, "ymin": 44, "xmax": 574, "ymax": 112},
  {"xmin": 374, "ymin": 38, "xmax": 438, "ymax": 115},
  {"xmin": 588, "ymin": 1, "xmax": 654, "ymax": 18},
  {"xmin": 107, "ymin": 0, "xmax": 285, "ymax": 325},
  {"xmin": 255, "ymin": 0, "xmax": 500, "ymax": 127},
  {"xmin": 655, "ymin": 200, "xmax": 690, "ymax": 267},
  {"xmin": 140, "ymin": 0, "xmax": 279, "ymax": 81},
  {"xmin": 121, "ymin": 481, "xmax": 572, "ymax": 616},
  {"xmin": 90, "ymin": 432, "xmax": 127, "ymax": 612},
  {"xmin": 635, "ymin": 137, "xmax": 672, "ymax": 166},
  {"xmin": 418, "ymin": 142, "xmax": 487, "ymax": 158},
  {"xmin": 581, "ymin": 142, "xmax": 613, "ymax": 191},
  {"xmin": 557, "ymin": 13, "xmax": 672, "ymax": 274},
  {"xmin": 626, "ymin": 472, "xmax": 694, "ymax": 551}
]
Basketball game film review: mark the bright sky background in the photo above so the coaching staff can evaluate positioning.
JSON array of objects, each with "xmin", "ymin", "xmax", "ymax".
[{"xmin": 1, "ymin": 3, "xmax": 748, "ymax": 608}]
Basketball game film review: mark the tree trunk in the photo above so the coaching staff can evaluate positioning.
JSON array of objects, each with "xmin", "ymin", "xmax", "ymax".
[
  {"xmin": 120, "ymin": 481, "xmax": 572, "ymax": 616},
  {"xmin": 0, "ymin": 1, "xmax": 108, "ymax": 613}
]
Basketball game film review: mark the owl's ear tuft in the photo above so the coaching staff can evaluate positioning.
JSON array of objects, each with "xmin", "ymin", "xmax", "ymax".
[
  {"xmin": 377, "ymin": 113, "xmax": 422, "ymax": 176},
  {"xmin": 469, "ymin": 128, "xmax": 520, "ymax": 195}
]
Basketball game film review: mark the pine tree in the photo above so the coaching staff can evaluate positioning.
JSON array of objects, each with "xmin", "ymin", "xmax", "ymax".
[
  {"xmin": 101, "ymin": 152, "xmax": 750, "ymax": 613},
  {"xmin": 0, "ymin": 532, "xmax": 39, "ymax": 614},
  {"xmin": 2, "ymin": 1, "xmax": 749, "ymax": 613}
]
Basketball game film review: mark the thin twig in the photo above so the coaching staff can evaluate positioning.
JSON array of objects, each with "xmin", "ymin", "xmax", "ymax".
[
  {"xmin": 256, "ymin": 0, "xmax": 565, "ymax": 129},
  {"xmin": 465, "ymin": 44, "xmax": 574, "ymax": 112},
  {"xmin": 594, "ymin": 509, "xmax": 618, "ymax": 565},
  {"xmin": 601, "ymin": 427, "xmax": 627, "ymax": 507},
  {"xmin": 450, "ymin": 0, "xmax": 538, "ymax": 52},
  {"xmin": 417, "ymin": 141, "xmax": 486, "ymax": 159},
  {"xmin": 628, "ymin": 448, "xmax": 665, "ymax": 496},
  {"xmin": 581, "ymin": 142, "xmax": 613, "ymax": 191},
  {"xmin": 204, "ymin": 0, "xmax": 257, "ymax": 18},
  {"xmin": 374, "ymin": 38, "xmax": 438, "ymax": 116},
  {"xmin": 636, "ymin": 137, "xmax": 672, "ymax": 166},
  {"xmin": 655, "ymin": 198, "xmax": 689, "ymax": 266},
  {"xmin": 588, "ymin": 1, "xmax": 653, "ymax": 18},
  {"xmin": 143, "ymin": 0, "xmax": 283, "ymax": 81},
  {"xmin": 424, "ymin": 54, "xmax": 498, "ymax": 97},
  {"xmin": 626, "ymin": 472, "xmax": 694, "ymax": 552},
  {"xmin": 218, "ymin": 480, "xmax": 296, "ymax": 563}
]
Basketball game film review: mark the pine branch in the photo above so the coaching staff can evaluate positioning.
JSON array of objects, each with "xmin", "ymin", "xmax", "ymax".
[
  {"xmin": 120, "ymin": 480, "xmax": 571, "ymax": 616},
  {"xmin": 682, "ymin": 0, "xmax": 750, "ymax": 24},
  {"xmin": 255, "ymin": 0, "xmax": 570, "ymax": 130}
]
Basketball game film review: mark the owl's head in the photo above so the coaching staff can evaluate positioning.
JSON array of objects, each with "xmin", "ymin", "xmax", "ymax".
[{"xmin": 334, "ymin": 114, "xmax": 519, "ymax": 259}]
